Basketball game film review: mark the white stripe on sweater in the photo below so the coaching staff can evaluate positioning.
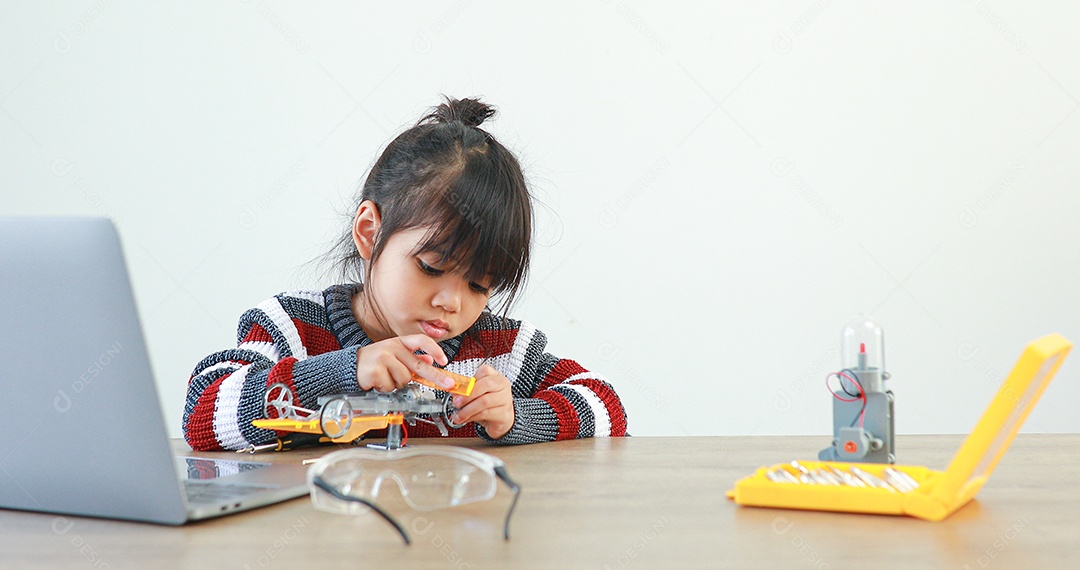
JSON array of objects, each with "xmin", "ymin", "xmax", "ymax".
[
  {"xmin": 284, "ymin": 289, "xmax": 325, "ymax": 306},
  {"xmin": 237, "ymin": 340, "xmax": 281, "ymax": 363},
  {"xmin": 504, "ymin": 320, "xmax": 536, "ymax": 383},
  {"xmin": 446, "ymin": 357, "xmax": 514, "ymax": 377},
  {"xmin": 197, "ymin": 360, "xmax": 243, "ymax": 378},
  {"xmin": 257, "ymin": 297, "xmax": 308, "ymax": 360},
  {"xmin": 555, "ymin": 373, "xmax": 613, "ymax": 437},
  {"xmin": 212, "ymin": 364, "xmax": 251, "ymax": 450},
  {"xmin": 445, "ymin": 359, "xmax": 483, "ymax": 377}
]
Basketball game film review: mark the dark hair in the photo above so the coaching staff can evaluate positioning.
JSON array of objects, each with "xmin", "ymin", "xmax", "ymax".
[{"xmin": 336, "ymin": 96, "xmax": 532, "ymax": 317}]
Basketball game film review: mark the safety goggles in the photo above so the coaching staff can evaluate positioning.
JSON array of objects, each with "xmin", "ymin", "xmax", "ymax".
[{"xmin": 306, "ymin": 446, "xmax": 521, "ymax": 544}]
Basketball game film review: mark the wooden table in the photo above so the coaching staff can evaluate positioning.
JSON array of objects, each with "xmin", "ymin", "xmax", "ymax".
[{"xmin": 2, "ymin": 435, "xmax": 1079, "ymax": 569}]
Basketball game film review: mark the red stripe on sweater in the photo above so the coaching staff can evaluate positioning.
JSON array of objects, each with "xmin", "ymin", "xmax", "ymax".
[
  {"xmin": 537, "ymin": 391, "xmax": 580, "ymax": 440},
  {"xmin": 185, "ymin": 375, "xmax": 226, "ymax": 451},
  {"xmin": 455, "ymin": 329, "xmax": 518, "ymax": 361},
  {"xmin": 538, "ymin": 359, "xmax": 587, "ymax": 391},
  {"xmin": 295, "ymin": 319, "xmax": 342, "ymax": 356},
  {"xmin": 242, "ymin": 323, "xmax": 274, "ymax": 344},
  {"xmin": 570, "ymin": 378, "xmax": 628, "ymax": 436}
]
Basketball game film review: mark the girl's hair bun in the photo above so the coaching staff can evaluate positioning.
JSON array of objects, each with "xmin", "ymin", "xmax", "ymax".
[{"xmin": 422, "ymin": 96, "xmax": 496, "ymax": 128}]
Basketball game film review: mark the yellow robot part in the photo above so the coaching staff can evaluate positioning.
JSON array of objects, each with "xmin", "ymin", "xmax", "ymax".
[
  {"xmin": 411, "ymin": 369, "xmax": 476, "ymax": 396},
  {"xmin": 253, "ymin": 413, "xmax": 403, "ymax": 444}
]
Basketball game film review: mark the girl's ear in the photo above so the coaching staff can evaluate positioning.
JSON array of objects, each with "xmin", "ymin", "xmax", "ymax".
[{"xmin": 352, "ymin": 200, "xmax": 381, "ymax": 261}]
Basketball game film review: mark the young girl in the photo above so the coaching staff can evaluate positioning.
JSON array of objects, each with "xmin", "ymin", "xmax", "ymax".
[{"xmin": 183, "ymin": 97, "xmax": 628, "ymax": 451}]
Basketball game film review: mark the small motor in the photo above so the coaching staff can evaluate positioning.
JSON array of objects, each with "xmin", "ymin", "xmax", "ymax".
[{"xmin": 819, "ymin": 317, "xmax": 895, "ymax": 464}]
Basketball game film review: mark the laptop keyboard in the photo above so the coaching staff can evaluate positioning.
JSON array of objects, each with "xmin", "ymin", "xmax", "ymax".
[{"xmin": 183, "ymin": 481, "xmax": 278, "ymax": 504}]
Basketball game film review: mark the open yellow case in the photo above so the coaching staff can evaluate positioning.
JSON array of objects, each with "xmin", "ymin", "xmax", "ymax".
[{"xmin": 727, "ymin": 333, "xmax": 1073, "ymax": 521}]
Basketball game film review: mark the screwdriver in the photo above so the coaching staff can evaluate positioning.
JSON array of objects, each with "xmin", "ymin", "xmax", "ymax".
[{"xmin": 237, "ymin": 433, "xmax": 332, "ymax": 454}]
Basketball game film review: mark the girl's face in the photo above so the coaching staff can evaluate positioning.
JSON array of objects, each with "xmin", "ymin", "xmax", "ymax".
[{"xmin": 359, "ymin": 227, "xmax": 492, "ymax": 343}]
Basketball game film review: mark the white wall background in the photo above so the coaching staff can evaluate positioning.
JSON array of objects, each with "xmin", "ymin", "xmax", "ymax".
[{"xmin": 3, "ymin": 2, "xmax": 1079, "ymax": 440}]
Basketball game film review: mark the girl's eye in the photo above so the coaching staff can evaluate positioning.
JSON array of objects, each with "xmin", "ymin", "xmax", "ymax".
[
  {"xmin": 417, "ymin": 259, "xmax": 443, "ymax": 276},
  {"xmin": 418, "ymin": 258, "xmax": 488, "ymax": 294}
]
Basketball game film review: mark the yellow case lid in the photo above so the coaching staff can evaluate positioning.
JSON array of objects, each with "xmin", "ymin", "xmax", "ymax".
[{"xmin": 917, "ymin": 333, "xmax": 1072, "ymax": 518}]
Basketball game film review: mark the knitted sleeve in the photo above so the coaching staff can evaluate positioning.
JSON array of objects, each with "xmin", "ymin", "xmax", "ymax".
[
  {"xmin": 182, "ymin": 291, "xmax": 359, "ymax": 451},
  {"xmin": 458, "ymin": 317, "xmax": 628, "ymax": 445}
]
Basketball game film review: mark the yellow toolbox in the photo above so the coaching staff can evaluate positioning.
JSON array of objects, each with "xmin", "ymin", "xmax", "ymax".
[{"xmin": 728, "ymin": 334, "xmax": 1072, "ymax": 521}]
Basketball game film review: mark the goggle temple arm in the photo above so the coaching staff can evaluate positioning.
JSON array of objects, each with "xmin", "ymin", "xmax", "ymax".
[
  {"xmin": 311, "ymin": 476, "xmax": 412, "ymax": 545},
  {"xmin": 494, "ymin": 465, "xmax": 521, "ymax": 541}
]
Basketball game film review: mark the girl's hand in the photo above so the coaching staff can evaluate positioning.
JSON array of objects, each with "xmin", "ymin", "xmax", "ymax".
[
  {"xmin": 355, "ymin": 334, "xmax": 453, "ymax": 393},
  {"xmin": 452, "ymin": 365, "xmax": 515, "ymax": 439}
]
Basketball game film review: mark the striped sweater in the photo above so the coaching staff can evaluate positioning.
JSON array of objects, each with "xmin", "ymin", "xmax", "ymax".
[{"xmin": 183, "ymin": 284, "xmax": 628, "ymax": 451}]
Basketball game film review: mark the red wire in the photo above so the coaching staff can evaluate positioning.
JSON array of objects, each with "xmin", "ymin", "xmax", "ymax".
[
  {"xmin": 826, "ymin": 370, "xmax": 867, "ymax": 427},
  {"xmin": 826, "ymin": 371, "xmax": 861, "ymax": 401},
  {"xmin": 401, "ymin": 422, "xmax": 408, "ymax": 447}
]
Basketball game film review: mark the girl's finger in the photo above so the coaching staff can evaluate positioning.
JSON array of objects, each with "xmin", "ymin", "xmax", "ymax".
[
  {"xmin": 396, "ymin": 334, "xmax": 448, "ymax": 366},
  {"xmin": 414, "ymin": 362, "xmax": 458, "ymax": 391},
  {"xmin": 455, "ymin": 393, "xmax": 500, "ymax": 423}
]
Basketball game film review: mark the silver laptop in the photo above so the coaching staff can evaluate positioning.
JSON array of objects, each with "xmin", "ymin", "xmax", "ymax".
[{"xmin": 0, "ymin": 217, "xmax": 309, "ymax": 524}]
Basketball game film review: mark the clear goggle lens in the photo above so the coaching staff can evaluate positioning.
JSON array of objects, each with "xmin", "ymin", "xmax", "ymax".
[{"xmin": 306, "ymin": 446, "xmax": 518, "ymax": 543}]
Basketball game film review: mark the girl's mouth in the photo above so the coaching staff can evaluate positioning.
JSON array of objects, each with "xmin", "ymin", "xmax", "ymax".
[{"xmin": 420, "ymin": 320, "xmax": 450, "ymax": 339}]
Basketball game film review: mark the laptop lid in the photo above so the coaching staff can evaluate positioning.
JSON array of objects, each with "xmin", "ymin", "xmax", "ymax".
[{"xmin": 0, "ymin": 217, "xmax": 306, "ymax": 524}]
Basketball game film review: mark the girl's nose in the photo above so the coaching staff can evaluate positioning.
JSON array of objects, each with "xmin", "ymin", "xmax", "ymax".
[{"xmin": 432, "ymin": 280, "xmax": 462, "ymax": 313}]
